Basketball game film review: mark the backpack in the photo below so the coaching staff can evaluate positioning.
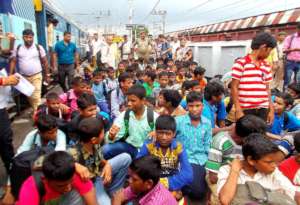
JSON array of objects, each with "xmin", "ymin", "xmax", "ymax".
[
  {"xmin": 10, "ymin": 132, "xmax": 54, "ymax": 200},
  {"xmin": 106, "ymin": 87, "xmax": 120, "ymax": 112},
  {"xmin": 231, "ymin": 181, "xmax": 296, "ymax": 205},
  {"xmin": 120, "ymin": 107, "xmax": 155, "ymax": 141}
]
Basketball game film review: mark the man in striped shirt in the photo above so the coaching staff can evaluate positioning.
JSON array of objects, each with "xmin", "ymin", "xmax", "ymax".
[{"xmin": 231, "ymin": 32, "xmax": 277, "ymax": 122}]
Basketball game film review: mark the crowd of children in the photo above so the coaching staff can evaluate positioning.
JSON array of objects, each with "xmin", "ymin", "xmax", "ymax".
[{"xmin": 3, "ymin": 30, "xmax": 300, "ymax": 205}]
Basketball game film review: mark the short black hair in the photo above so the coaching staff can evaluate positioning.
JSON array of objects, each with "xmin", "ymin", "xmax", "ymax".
[
  {"xmin": 242, "ymin": 133, "xmax": 279, "ymax": 160},
  {"xmin": 168, "ymin": 72, "xmax": 176, "ymax": 77},
  {"xmin": 145, "ymin": 96, "xmax": 156, "ymax": 107},
  {"xmin": 136, "ymin": 70, "xmax": 145, "ymax": 78},
  {"xmin": 127, "ymin": 84, "xmax": 146, "ymax": 99},
  {"xmin": 288, "ymin": 83, "xmax": 300, "ymax": 96},
  {"xmin": 93, "ymin": 70, "xmax": 102, "ymax": 77},
  {"xmin": 251, "ymin": 32, "xmax": 277, "ymax": 50},
  {"xmin": 275, "ymin": 92, "xmax": 294, "ymax": 107},
  {"xmin": 156, "ymin": 64, "xmax": 167, "ymax": 70},
  {"xmin": 118, "ymin": 72, "xmax": 132, "ymax": 83},
  {"xmin": 77, "ymin": 93, "xmax": 96, "ymax": 110},
  {"xmin": 23, "ymin": 29, "xmax": 34, "ymax": 36},
  {"xmin": 190, "ymin": 61, "xmax": 198, "ymax": 66},
  {"xmin": 71, "ymin": 76, "xmax": 83, "ymax": 86},
  {"xmin": 204, "ymin": 81, "xmax": 225, "ymax": 101},
  {"xmin": 145, "ymin": 71, "xmax": 157, "ymax": 81},
  {"xmin": 64, "ymin": 31, "xmax": 71, "ymax": 36},
  {"xmin": 194, "ymin": 66, "xmax": 206, "ymax": 76},
  {"xmin": 161, "ymin": 89, "xmax": 182, "ymax": 108},
  {"xmin": 43, "ymin": 151, "xmax": 75, "ymax": 181},
  {"xmin": 294, "ymin": 133, "xmax": 300, "ymax": 153},
  {"xmin": 77, "ymin": 117, "xmax": 104, "ymax": 143},
  {"xmin": 46, "ymin": 92, "xmax": 59, "ymax": 101},
  {"xmin": 186, "ymin": 91, "xmax": 203, "ymax": 104},
  {"xmin": 158, "ymin": 71, "xmax": 169, "ymax": 79},
  {"xmin": 182, "ymin": 80, "xmax": 194, "ymax": 91},
  {"xmin": 130, "ymin": 155, "xmax": 161, "ymax": 185},
  {"xmin": 36, "ymin": 114, "xmax": 57, "ymax": 133},
  {"xmin": 235, "ymin": 115, "xmax": 267, "ymax": 138},
  {"xmin": 190, "ymin": 80, "xmax": 200, "ymax": 88},
  {"xmin": 155, "ymin": 115, "xmax": 176, "ymax": 132}
]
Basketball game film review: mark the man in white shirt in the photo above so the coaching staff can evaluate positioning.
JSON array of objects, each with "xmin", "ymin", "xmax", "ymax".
[
  {"xmin": 175, "ymin": 38, "xmax": 189, "ymax": 61},
  {"xmin": 170, "ymin": 36, "xmax": 180, "ymax": 58},
  {"xmin": 91, "ymin": 33, "xmax": 104, "ymax": 67},
  {"xmin": 101, "ymin": 35, "xmax": 118, "ymax": 69},
  {"xmin": 119, "ymin": 35, "xmax": 132, "ymax": 60}
]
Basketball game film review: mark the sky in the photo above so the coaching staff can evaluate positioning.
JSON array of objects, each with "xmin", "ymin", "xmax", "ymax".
[{"xmin": 52, "ymin": 0, "xmax": 300, "ymax": 35}]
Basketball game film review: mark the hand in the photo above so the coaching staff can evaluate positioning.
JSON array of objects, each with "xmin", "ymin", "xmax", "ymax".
[
  {"xmin": 101, "ymin": 162, "xmax": 112, "ymax": 185},
  {"xmin": 3, "ymin": 75, "xmax": 19, "ymax": 86},
  {"xmin": 59, "ymin": 103, "xmax": 70, "ymax": 114},
  {"xmin": 148, "ymin": 131, "xmax": 156, "ymax": 141},
  {"xmin": 75, "ymin": 163, "xmax": 91, "ymax": 182},
  {"xmin": 172, "ymin": 191, "xmax": 183, "ymax": 201},
  {"xmin": 112, "ymin": 189, "xmax": 125, "ymax": 205},
  {"xmin": 267, "ymin": 109, "xmax": 274, "ymax": 125},
  {"xmin": 109, "ymin": 125, "xmax": 120, "ymax": 141},
  {"xmin": 208, "ymin": 172, "xmax": 218, "ymax": 184},
  {"xmin": 2, "ymin": 187, "xmax": 15, "ymax": 205},
  {"xmin": 235, "ymin": 109, "xmax": 244, "ymax": 120},
  {"xmin": 229, "ymin": 157, "xmax": 243, "ymax": 173}
]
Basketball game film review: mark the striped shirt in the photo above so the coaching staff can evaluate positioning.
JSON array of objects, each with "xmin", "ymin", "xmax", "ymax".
[
  {"xmin": 232, "ymin": 55, "xmax": 272, "ymax": 109},
  {"xmin": 205, "ymin": 131, "xmax": 242, "ymax": 173}
]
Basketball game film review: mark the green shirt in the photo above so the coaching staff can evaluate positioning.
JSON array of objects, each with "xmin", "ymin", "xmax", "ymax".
[
  {"xmin": 205, "ymin": 131, "xmax": 242, "ymax": 173},
  {"xmin": 107, "ymin": 106, "xmax": 158, "ymax": 148},
  {"xmin": 143, "ymin": 82, "xmax": 160, "ymax": 97}
]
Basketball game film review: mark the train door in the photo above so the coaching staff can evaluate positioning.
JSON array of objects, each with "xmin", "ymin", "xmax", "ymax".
[
  {"xmin": 218, "ymin": 46, "xmax": 246, "ymax": 74},
  {"xmin": 66, "ymin": 23, "xmax": 71, "ymax": 32},
  {"xmin": 34, "ymin": 4, "xmax": 47, "ymax": 51}
]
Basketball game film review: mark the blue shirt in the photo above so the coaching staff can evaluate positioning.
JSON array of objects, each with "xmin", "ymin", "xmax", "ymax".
[
  {"xmin": 54, "ymin": 41, "xmax": 77, "ymax": 64},
  {"xmin": 92, "ymin": 82, "xmax": 106, "ymax": 103},
  {"xmin": 175, "ymin": 114, "xmax": 212, "ymax": 166},
  {"xmin": 202, "ymin": 99, "xmax": 227, "ymax": 128},
  {"xmin": 269, "ymin": 112, "xmax": 300, "ymax": 135},
  {"xmin": 137, "ymin": 138, "xmax": 193, "ymax": 191}
]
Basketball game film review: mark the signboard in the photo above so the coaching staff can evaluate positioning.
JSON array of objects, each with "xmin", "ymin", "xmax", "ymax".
[{"xmin": 33, "ymin": 0, "xmax": 43, "ymax": 12}]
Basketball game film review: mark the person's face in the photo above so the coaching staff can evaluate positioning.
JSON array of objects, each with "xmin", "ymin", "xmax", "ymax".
[
  {"xmin": 144, "ymin": 75, "xmax": 152, "ymax": 83},
  {"xmin": 157, "ymin": 60, "xmax": 164, "ymax": 65},
  {"xmin": 248, "ymin": 153, "xmax": 277, "ymax": 175},
  {"xmin": 171, "ymin": 65, "xmax": 177, "ymax": 73},
  {"xmin": 108, "ymin": 70, "xmax": 115, "ymax": 79},
  {"xmin": 80, "ymin": 105, "xmax": 97, "ymax": 118},
  {"xmin": 46, "ymin": 99, "xmax": 60, "ymax": 112},
  {"xmin": 287, "ymin": 88, "xmax": 298, "ymax": 98},
  {"xmin": 140, "ymin": 32, "xmax": 146, "ymax": 39},
  {"xmin": 128, "ymin": 169, "xmax": 152, "ymax": 195},
  {"xmin": 188, "ymin": 101, "xmax": 203, "ymax": 120},
  {"xmin": 47, "ymin": 177, "xmax": 73, "ymax": 194},
  {"xmin": 156, "ymin": 130, "xmax": 175, "ymax": 148},
  {"xmin": 277, "ymin": 34, "xmax": 286, "ymax": 42},
  {"xmin": 94, "ymin": 34, "xmax": 98, "ymax": 40},
  {"xmin": 212, "ymin": 94, "xmax": 223, "ymax": 104},
  {"xmin": 127, "ymin": 95, "xmax": 144, "ymax": 112},
  {"xmin": 106, "ymin": 36, "xmax": 113, "ymax": 45},
  {"xmin": 258, "ymin": 46, "xmax": 273, "ymax": 60},
  {"xmin": 274, "ymin": 96, "xmax": 285, "ymax": 114},
  {"xmin": 192, "ymin": 85, "xmax": 202, "ymax": 93},
  {"xmin": 180, "ymin": 39, "xmax": 186, "ymax": 47},
  {"xmin": 169, "ymin": 75, "xmax": 176, "ymax": 84},
  {"xmin": 158, "ymin": 94, "xmax": 166, "ymax": 107},
  {"xmin": 118, "ymin": 63, "xmax": 126, "ymax": 73},
  {"xmin": 159, "ymin": 76, "xmax": 169, "ymax": 88},
  {"xmin": 23, "ymin": 35, "xmax": 34, "ymax": 47},
  {"xmin": 91, "ymin": 129, "xmax": 105, "ymax": 145},
  {"xmin": 167, "ymin": 61, "xmax": 174, "ymax": 67},
  {"xmin": 178, "ymin": 69, "xmax": 185, "ymax": 76},
  {"xmin": 40, "ymin": 128, "xmax": 57, "ymax": 142},
  {"xmin": 93, "ymin": 75, "xmax": 102, "ymax": 85},
  {"xmin": 64, "ymin": 34, "xmax": 71, "ymax": 43},
  {"xmin": 120, "ymin": 79, "xmax": 133, "ymax": 92},
  {"xmin": 159, "ymin": 37, "xmax": 164, "ymax": 43}
]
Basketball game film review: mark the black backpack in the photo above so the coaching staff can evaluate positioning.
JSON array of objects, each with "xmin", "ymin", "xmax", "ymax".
[{"xmin": 10, "ymin": 132, "xmax": 54, "ymax": 200}]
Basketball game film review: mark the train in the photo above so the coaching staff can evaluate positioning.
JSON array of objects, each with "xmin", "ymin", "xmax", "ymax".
[{"xmin": 167, "ymin": 7, "xmax": 300, "ymax": 77}]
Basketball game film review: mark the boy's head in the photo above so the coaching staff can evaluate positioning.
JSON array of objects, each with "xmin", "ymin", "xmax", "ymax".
[
  {"xmin": 251, "ymin": 32, "xmax": 277, "ymax": 60},
  {"xmin": 144, "ymin": 71, "xmax": 156, "ymax": 84},
  {"xmin": 193, "ymin": 66, "xmax": 206, "ymax": 81},
  {"xmin": 145, "ymin": 96, "xmax": 156, "ymax": 109},
  {"xmin": 167, "ymin": 59, "xmax": 174, "ymax": 67},
  {"xmin": 136, "ymin": 70, "xmax": 145, "ymax": 81},
  {"xmin": 71, "ymin": 77, "xmax": 85, "ymax": 95},
  {"xmin": 287, "ymin": 83, "xmax": 300, "ymax": 99},
  {"xmin": 274, "ymin": 92, "xmax": 294, "ymax": 114},
  {"xmin": 77, "ymin": 93, "xmax": 97, "ymax": 118},
  {"xmin": 77, "ymin": 117, "xmax": 104, "ymax": 145},
  {"xmin": 189, "ymin": 61, "xmax": 198, "ymax": 71},
  {"xmin": 177, "ymin": 66, "xmax": 185, "ymax": 77},
  {"xmin": 234, "ymin": 115, "xmax": 267, "ymax": 145},
  {"xmin": 156, "ymin": 64, "xmax": 166, "ymax": 74},
  {"xmin": 155, "ymin": 115, "xmax": 176, "ymax": 148},
  {"xmin": 204, "ymin": 81, "xmax": 225, "ymax": 103},
  {"xmin": 158, "ymin": 89, "xmax": 182, "ymax": 108},
  {"xmin": 118, "ymin": 62, "xmax": 126, "ymax": 74},
  {"xmin": 242, "ymin": 133, "xmax": 279, "ymax": 174},
  {"xmin": 36, "ymin": 114, "xmax": 58, "ymax": 142},
  {"xmin": 156, "ymin": 58, "xmax": 164, "ymax": 65},
  {"xmin": 187, "ymin": 91, "xmax": 203, "ymax": 121},
  {"xmin": 168, "ymin": 72, "xmax": 176, "ymax": 84},
  {"xmin": 190, "ymin": 80, "xmax": 202, "ymax": 93},
  {"xmin": 158, "ymin": 71, "xmax": 169, "ymax": 88},
  {"xmin": 92, "ymin": 70, "xmax": 103, "ymax": 85},
  {"xmin": 127, "ymin": 84, "xmax": 146, "ymax": 112},
  {"xmin": 129, "ymin": 156, "xmax": 161, "ymax": 195},
  {"xmin": 107, "ymin": 67, "xmax": 115, "ymax": 79},
  {"xmin": 42, "ymin": 151, "xmax": 75, "ymax": 194},
  {"xmin": 46, "ymin": 92, "xmax": 61, "ymax": 113},
  {"xmin": 118, "ymin": 72, "xmax": 133, "ymax": 93}
]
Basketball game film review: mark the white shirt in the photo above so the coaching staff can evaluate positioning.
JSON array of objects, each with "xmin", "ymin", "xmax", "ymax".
[
  {"xmin": 277, "ymin": 41, "xmax": 284, "ymax": 60},
  {"xmin": 121, "ymin": 41, "xmax": 132, "ymax": 55},
  {"xmin": 91, "ymin": 39, "xmax": 105, "ymax": 56},
  {"xmin": 217, "ymin": 165, "xmax": 296, "ymax": 200},
  {"xmin": 0, "ymin": 69, "xmax": 11, "ymax": 109},
  {"xmin": 175, "ymin": 46, "xmax": 189, "ymax": 61},
  {"xmin": 101, "ymin": 43, "xmax": 118, "ymax": 69},
  {"xmin": 170, "ymin": 41, "xmax": 180, "ymax": 56},
  {"xmin": 12, "ymin": 44, "xmax": 46, "ymax": 76}
]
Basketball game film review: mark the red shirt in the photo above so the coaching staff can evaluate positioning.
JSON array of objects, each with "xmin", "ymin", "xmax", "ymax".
[
  {"xmin": 279, "ymin": 156, "xmax": 300, "ymax": 186},
  {"xmin": 17, "ymin": 174, "xmax": 93, "ymax": 205},
  {"xmin": 231, "ymin": 54, "xmax": 272, "ymax": 109}
]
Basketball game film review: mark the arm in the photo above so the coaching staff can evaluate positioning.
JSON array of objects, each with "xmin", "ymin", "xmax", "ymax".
[
  {"xmin": 231, "ymin": 79, "xmax": 243, "ymax": 119},
  {"xmin": 266, "ymin": 83, "xmax": 274, "ymax": 125},
  {"xmin": 111, "ymin": 90, "xmax": 120, "ymax": 118},
  {"xmin": 75, "ymin": 52, "xmax": 80, "ymax": 68},
  {"xmin": 9, "ymin": 57, "xmax": 17, "ymax": 75},
  {"xmin": 16, "ymin": 132, "xmax": 36, "ymax": 155},
  {"xmin": 82, "ymin": 187, "xmax": 98, "ymax": 205},
  {"xmin": 51, "ymin": 52, "xmax": 57, "ymax": 69}
]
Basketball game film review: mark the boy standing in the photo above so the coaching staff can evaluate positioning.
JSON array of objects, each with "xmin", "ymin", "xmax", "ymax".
[
  {"xmin": 143, "ymin": 71, "xmax": 160, "ymax": 97},
  {"xmin": 231, "ymin": 32, "xmax": 276, "ymax": 122}
]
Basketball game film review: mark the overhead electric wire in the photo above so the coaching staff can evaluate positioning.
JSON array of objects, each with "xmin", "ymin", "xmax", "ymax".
[
  {"xmin": 142, "ymin": 0, "xmax": 161, "ymax": 23},
  {"xmin": 186, "ymin": 0, "xmax": 213, "ymax": 13}
]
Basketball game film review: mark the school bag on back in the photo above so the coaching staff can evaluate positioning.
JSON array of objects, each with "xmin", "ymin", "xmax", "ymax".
[
  {"xmin": 10, "ymin": 132, "xmax": 54, "ymax": 200},
  {"xmin": 231, "ymin": 181, "xmax": 296, "ymax": 205}
]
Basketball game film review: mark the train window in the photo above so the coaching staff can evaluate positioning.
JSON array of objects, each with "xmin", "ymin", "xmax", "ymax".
[{"xmin": 24, "ymin": 22, "xmax": 32, "ymax": 30}]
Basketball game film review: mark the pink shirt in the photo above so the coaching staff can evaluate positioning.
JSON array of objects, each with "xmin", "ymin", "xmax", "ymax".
[
  {"xmin": 17, "ymin": 174, "xmax": 93, "ymax": 205},
  {"xmin": 124, "ymin": 182, "xmax": 177, "ymax": 205},
  {"xmin": 283, "ymin": 33, "xmax": 300, "ymax": 62},
  {"xmin": 59, "ymin": 89, "xmax": 78, "ymax": 112}
]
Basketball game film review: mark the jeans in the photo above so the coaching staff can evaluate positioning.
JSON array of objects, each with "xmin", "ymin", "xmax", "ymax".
[
  {"xmin": 102, "ymin": 141, "xmax": 138, "ymax": 160},
  {"xmin": 58, "ymin": 64, "xmax": 75, "ymax": 92},
  {"xmin": 94, "ymin": 153, "xmax": 132, "ymax": 205},
  {"xmin": 0, "ymin": 108, "xmax": 14, "ymax": 175},
  {"xmin": 182, "ymin": 164, "xmax": 207, "ymax": 200},
  {"xmin": 284, "ymin": 60, "xmax": 300, "ymax": 87}
]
